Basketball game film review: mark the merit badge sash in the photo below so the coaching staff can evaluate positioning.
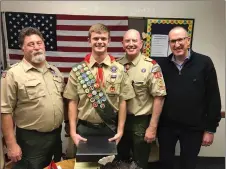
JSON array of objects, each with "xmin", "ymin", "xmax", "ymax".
[{"xmin": 72, "ymin": 61, "xmax": 117, "ymax": 133}]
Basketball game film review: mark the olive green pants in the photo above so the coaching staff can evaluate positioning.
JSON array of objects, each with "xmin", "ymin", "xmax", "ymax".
[
  {"xmin": 13, "ymin": 126, "xmax": 62, "ymax": 169},
  {"xmin": 117, "ymin": 114, "xmax": 151, "ymax": 169}
]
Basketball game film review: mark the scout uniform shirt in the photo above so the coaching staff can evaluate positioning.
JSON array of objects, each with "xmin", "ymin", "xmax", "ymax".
[
  {"xmin": 1, "ymin": 59, "xmax": 65, "ymax": 132},
  {"xmin": 117, "ymin": 53, "xmax": 167, "ymax": 116},
  {"xmin": 63, "ymin": 54, "xmax": 135, "ymax": 123}
]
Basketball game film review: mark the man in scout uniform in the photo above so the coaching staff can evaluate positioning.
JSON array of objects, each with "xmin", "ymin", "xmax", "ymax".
[
  {"xmin": 116, "ymin": 29, "xmax": 167, "ymax": 169},
  {"xmin": 1, "ymin": 27, "xmax": 64, "ymax": 169},
  {"xmin": 63, "ymin": 23, "xmax": 135, "ymax": 154}
]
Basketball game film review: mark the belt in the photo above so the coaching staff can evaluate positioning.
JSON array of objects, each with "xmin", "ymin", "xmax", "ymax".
[{"xmin": 78, "ymin": 119, "xmax": 106, "ymax": 129}]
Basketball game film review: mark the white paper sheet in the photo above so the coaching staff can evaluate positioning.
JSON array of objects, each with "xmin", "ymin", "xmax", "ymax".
[{"xmin": 151, "ymin": 34, "xmax": 171, "ymax": 57}]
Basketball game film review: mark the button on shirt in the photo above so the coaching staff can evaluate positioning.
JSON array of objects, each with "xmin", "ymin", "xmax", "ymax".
[{"xmin": 1, "ymin": 59, "xmax": 65, "ymax": 132}]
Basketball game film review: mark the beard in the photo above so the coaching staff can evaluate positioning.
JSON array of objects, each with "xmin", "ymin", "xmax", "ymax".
[{"xmin": 31, "ymin": 51, "xmax": 46, "ymax": 64}]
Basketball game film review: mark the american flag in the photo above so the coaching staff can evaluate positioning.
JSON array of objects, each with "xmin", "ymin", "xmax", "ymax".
[{"xmin": 2, "ymin": 12, "xmax": 128, "ymax": 82}]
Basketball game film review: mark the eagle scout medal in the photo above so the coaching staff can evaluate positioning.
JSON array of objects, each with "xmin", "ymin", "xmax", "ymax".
[{"xmin": 141, "ymin": 68, "xmax": 146, "ymax": 73}]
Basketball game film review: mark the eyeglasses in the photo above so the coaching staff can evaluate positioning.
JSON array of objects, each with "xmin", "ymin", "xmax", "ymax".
[{"xmin": 169, "ymin": 37, "xmax": 189, "ymax": 45}]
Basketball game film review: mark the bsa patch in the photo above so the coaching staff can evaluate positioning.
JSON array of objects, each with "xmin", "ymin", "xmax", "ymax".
[{"xmin": 110, "ymin": 66, "xmax": 118, "ymax": 73}]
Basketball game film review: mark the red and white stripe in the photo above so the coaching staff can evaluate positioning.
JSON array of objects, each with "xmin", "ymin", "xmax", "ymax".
[{"xmin": 6, "ymin": 15, "xmax": 128, "ymax": 81}]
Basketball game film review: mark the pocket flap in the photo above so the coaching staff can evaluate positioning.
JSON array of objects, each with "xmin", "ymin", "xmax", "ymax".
[
  {"xmin": 53, "ymin": 76, "xmax": 63, "ymax": 83},
  {"xmin": 25, "ymin": 80, "xmax": 41, "ymax": 87}
]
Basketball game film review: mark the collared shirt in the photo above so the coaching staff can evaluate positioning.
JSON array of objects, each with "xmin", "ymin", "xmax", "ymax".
[
  {"xmin": 171, "ymin": 50, "xmax": 191, "ymax": 71},
  {"xmin": 117, "ymin": 53, "xmax": 167, "ymax": 116},
  {"xmin": 1, "ymin": 59, "xmax": 65, "ymax": 132},
  {"xmin": 63, "ymin": 54, "xmax": 135, "ymax": 123}
]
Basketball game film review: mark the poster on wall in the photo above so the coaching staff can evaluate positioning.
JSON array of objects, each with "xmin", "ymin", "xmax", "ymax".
[{"xmin": 142, "ymin": 18, "xmax": 195, "ymax": 58}]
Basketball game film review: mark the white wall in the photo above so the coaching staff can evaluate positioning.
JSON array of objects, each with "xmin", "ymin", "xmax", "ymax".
[{"xmin": 1, "ymin": 1, "xmax": 225, "ymax": 157}]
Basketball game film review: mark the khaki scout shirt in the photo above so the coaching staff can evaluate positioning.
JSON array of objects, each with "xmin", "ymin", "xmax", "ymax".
[
  {"xmin": 117, "ymin": 53, "xmax": 167, "ymax": 116},
  {"xmin": 1, "ymin": 59, "xmax": 65, "ymax": 132},
  {"xmin": 63, "ymin": 54, "xmax": 135, "ymax": 123}
]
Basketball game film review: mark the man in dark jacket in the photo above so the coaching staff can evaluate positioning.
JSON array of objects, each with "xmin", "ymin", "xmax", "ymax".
[{"xmin": 157, "ymin": 26, "xmax": 221, "ymax": 169}]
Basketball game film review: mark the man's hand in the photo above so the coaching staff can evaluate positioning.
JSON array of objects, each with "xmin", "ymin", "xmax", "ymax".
[
  {"xmin": 108, "ymin": 132, "xmax": 123, "ymax": 145},
  {"xmin": 202, "ymin": 132, "xmax": 214, "ymax": 146},
  {"xmin": 70, "ymin": 132, "xmax": 87, "ymax": 146},
  {"xmin": 7, "ymin": 143, "xmax": 22, "ymax": 162},
  {"xmin": 144, "ymin": 126, "xmax": 156, "ymax": 143}
]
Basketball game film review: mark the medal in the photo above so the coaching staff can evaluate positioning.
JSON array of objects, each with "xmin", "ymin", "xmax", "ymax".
[
  {"xmin": 125, "ymin": 64, "xmax": 130, "ymax": 71},
  {"xmin": 93, "ymin": 102, "xmax": 98, "ymax": 108}
]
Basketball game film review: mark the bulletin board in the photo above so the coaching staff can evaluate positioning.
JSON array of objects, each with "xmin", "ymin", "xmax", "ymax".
[{"xmin": 142, "ymin": 18, "xmax": 195, "ymax": 58}]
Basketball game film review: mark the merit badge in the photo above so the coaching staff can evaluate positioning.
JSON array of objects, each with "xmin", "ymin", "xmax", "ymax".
[
  {"xmin": 87, "ymin": 93, "xmax": 93, "ymax": 98},
  {"xmin": 154, "ymin": 72, "xmax": 162, "ymax": 78},
  {"xmin": 89, "ymin": 86, "xmax": 94, "ymax": 91},
  {"xmin": 82, "ymin": 73, "xmax": 87, "ymax": 78},
  {"xmin": 141, "ymin": 68, "xmax": 146, "ymax": 73},
  {"xmin": 73, "ymin": 67, "xmax": 78, "ymax": 72},
  {"xmin": 94, "ymin": 95, "xmax": 100, "ymax": 100},
  {"xmin": 82, "ymin": 84, "xmax": 87, "ymax": 89},
  {"xmin": 101, "ymin": 96, "xmax": 107, "ymax": 102},
  {"xmin": 110, "ymin": 66, "xmax": 117, "ymax": 73},
  {"xmin": 80, "ymin": 80, "xmax": 85, "ymax": 84},
  {"xmin": 90, "ymin": 98, "xmax": 95, "ymax": 103},
  {"xmin": 86, "ymin": 71, "xmax": 91, "ymax": 75},
  {"xmin": 85, "ymin": 88, "xmax": 90, "ymax": 93},
  {"xmin": 82, "ymin": 63, "xmax": 86, "ymax": 67},
  {"xmin": 76, "ymin": 72, "xmax": 80, "ymax": 76},
  {"xmin": 78, "ymin": 76, "xmax": 82, "ymax": 80},
  {"xmin": 99, "ymin": 92, "xmax": 103, "ymax": 97},
  {"xmin": 84, "ymin": 67, "xmax": 88, "ymax": 71},
  {"xmin": 91, "ymin": 79, "xmax": 96, "ymax": 84},
  {"xmin": 94, "ymin": 83, "xmax": 100, "ymax": 89},
  {"xmin": 92, "ymin": 90, "xmax": 97, "ymax": 95},
  {"xmin": 77, "ymin": 65, "xmax": 82, "ymax": 69},
  {"xmin": 110, "ymin": 86, "xmax": 115, "ymax": 92},
  {"xmin": 93, "ymin": 102, "xmax": 98, "ymax": 108},
  {"xmin": 100, "ymin": 103, "xmax": 105, "ymax": 109},
  {"xmin": 88, "ymin": 74, "xmax": 94, "ymax": 79},
  {"xmin": 87, "ymin": 81, "xmax": 91, "ymax": 86},
  {"xmin": 97, "ymin": 100, "xmax": 102, "ymax": 104},
  {"xmin": 85, "ymin": 77, "xmax": 89, "ymax": 82},
  {"xmin": 80, "ymin": 69, "xmax": 85, "ymax": 73}
]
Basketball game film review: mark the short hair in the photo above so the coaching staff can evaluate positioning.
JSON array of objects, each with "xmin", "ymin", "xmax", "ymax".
[
  {"xmin": 169, "ymin": 26, "xmax": 188, "ymax": 36},
  {"xmin": 100, "ymin": 161, "xmax": 141, "ymax": 169},
  {"xmin": 18, "ymin": 27, "xmax": 44, "ymax": 47},
  {"xmin": 88, "ymin": 23, "xmax": 110, "ymax": 38}
]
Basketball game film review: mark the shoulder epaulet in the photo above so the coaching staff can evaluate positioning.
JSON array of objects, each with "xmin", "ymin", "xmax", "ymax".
[
  {"xmin": 144, "ymin": 57, "xmax": 158, "ymax": 65},
  {"xmin": 10, "ymin": 62, "xmax": 19, "ymax": 68},
  {"xmin": 116, "ymin": 57, "xmax": 124, "ymax": 62}
]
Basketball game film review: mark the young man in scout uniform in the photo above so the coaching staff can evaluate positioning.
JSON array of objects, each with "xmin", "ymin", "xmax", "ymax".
[
  {"xmin": 63, "ymin": 24, "xmax": 135, "ymax": 153},
  {"xmin": 1, "ymin": 27, "xmax": 65, "ymax": 169},
  {"xmin": 116, "ymin": 29, "xmax": 167, "ymax": 169}
]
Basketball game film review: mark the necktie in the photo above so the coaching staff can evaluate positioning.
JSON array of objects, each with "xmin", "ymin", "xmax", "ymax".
[{"xmin": 95, "ymin": 63, "xmax": 104, "ymax": 87}]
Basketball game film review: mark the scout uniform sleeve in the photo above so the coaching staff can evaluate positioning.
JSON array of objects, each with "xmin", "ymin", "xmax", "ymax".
[
  {"xmin": 148, "ymin": 63, "xmax": 167, "ymax": 97},
  {"xmin": 1, "ymin": 71, "xmax": 17, "ymax": 114},
  {"xmin": 119, "ymin": 71, "xmax": 136, "ymax": 101},
  {"xmin": 63, "ymin": 70, "xmax": 79, "ymax": 101}
]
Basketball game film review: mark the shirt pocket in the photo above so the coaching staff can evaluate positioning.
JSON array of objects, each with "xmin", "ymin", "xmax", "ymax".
[
  {"xmin": 105, "ymin": 79, "xmax": 121, "ymax": 107},
  {"xmin": 24, "ymin": 80, "xmax": 46, "ymax": 100},
  {"xmin": 53, "ymin": 76, "xmax": 64, "ymax": 93},
  {"xmin": 133, "ymin": 81, "xmax": 147, "ymax": 95}
]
